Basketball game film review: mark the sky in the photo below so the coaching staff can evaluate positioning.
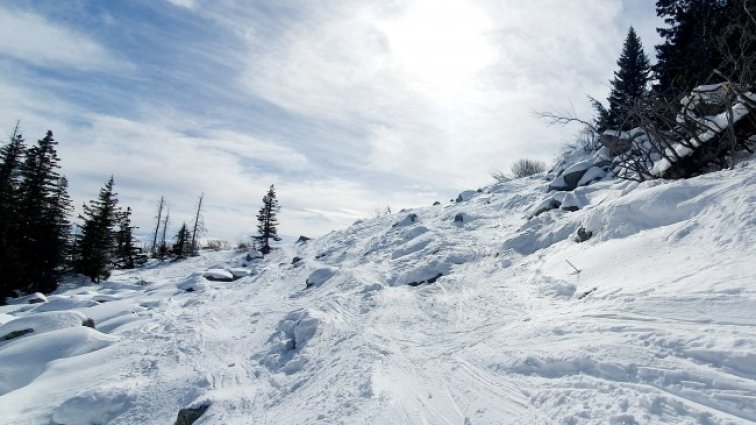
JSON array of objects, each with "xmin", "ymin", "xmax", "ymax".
[{"xmin": 0, "ymin": 0, "xmax": 662, "ymax": 241}]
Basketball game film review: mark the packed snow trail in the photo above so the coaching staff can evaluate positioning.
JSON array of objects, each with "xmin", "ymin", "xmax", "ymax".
[{"xmin": 1, "ymin": 160, "xmax": 755, "ymax": 424}]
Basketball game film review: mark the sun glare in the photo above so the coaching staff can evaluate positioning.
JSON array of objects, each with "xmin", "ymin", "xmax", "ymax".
[{"xmin": 379, "ymin": 0, "xmax": 495, "ymax": 96}]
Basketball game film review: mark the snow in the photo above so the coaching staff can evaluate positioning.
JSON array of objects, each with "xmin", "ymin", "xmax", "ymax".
[
  {"xmin": 305, "ymin": 265, "xmax": 338, "ymax": 287},
  {"xmin": 202, "ymin": 268, "xmax": 234, "ymax": 281},
  {"xmin": 0, "ymin": 310, "xmax": 88, "ymax": 341},
  {"xmin": 0, "ymin": 159, "xmax": 755, "ymax": 424},
  {"xmin": 5, "ymin": 292, "xmax": 47, "ymax": 305}
]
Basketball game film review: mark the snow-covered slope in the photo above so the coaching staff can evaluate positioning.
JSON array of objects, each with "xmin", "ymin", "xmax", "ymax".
[{"xmin": 1, "ymin": 159, "xmax": 755, "ymax": 425}]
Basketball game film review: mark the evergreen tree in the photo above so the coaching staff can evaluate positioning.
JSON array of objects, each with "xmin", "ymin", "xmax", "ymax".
[
  {"xmin": 42, "ymin": 176, "xmax": 73, "ymax": 282},
  {"xmin": 0, "ymin": 126, "xmax": 26, "ymax": 300},
  {"xmin": 172, "ymin": 222, "xmax": 192, "ymax": 257},
  {"xmin": 654, "ymin": 0, "xmax": 731, "ymax": 96},
  {"xmin": 18, "ymin": 131, "xmax": 70, "ymax": 293},
  {"xmin": 75, "ymin": 177, "xmax": 119, "ymax": 282},
  {"xmin": 114, "ymin": 206, "xmax": 137, "ymax": 269},
  {"xmin": 255, "ymin": 184, "xmax": 281, "ymax": 255},
  {"xmin": 606, "ymin": 27, "xmax": 651, "ymax": 130}
]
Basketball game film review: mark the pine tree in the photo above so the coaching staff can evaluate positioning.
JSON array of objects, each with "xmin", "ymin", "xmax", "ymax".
[
  {"xmin": 606, "ymin": 27, "xmax": 651, "ymax": 130},
  {"xmin": 75, "ymin": 176, "xmax": 119, "ymax": 282},
  {"xmin": 42, "ymin": 176, "xmax": 73, "ymax": 284},
  {"xmin": 172, "ymin": 222, "xmax": 192, "ymax": 257},
  {"xmin": 654, "ymin": 0, "xmax": 731, "ymax": 96},
  {"xmin": 0, "ymin": 125, "xmax": 26, "ymax": 300},
  {"xmin": 255, "ymin": 184, "xmax": 281, "ymax": 255},
  {"xmin": 17, "ymin": 130, "xmax": 70, "ymax": 293},
  {"xmin": 114, "ymin": 206, "xmax": 137, "ymax": 269}
]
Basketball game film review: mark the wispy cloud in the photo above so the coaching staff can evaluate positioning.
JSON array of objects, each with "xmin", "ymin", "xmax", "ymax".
[
  {"xmin": 0, "ymin": 6, "xmax": 126, "ymax": 71},
  {"xmin": 0, "ymin": 0, "xmax": 662, "ymax": 240}
]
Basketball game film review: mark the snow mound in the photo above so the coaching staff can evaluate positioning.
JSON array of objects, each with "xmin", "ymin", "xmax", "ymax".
[
  {"xmin": 0, "ymin": 311, "xmax": 89, "ymax": 342},
  {"xmin": 29, "ymin": 296, "xmax": 98, "ymax": 313},
  {"xmin": 5, "ymin": 292, "xmax": 47, "ymax": 305},
  {"xmin": 52, "ymin": 386, "xmax": 136, "ymax": 425},
  {"xmin": 0, "ymin": 327, "xmax": 117, "ymax": 395},
  {"xmin": 306, "ymin": 266, "xmax": 337, "ymax": 288},
  {"xmin": 177, "ymin": 276, "xmax": 209, "ymax": 292},
  {"xmin": 260, "ymin": 310, "xmax": 321, "ymax": 374}
]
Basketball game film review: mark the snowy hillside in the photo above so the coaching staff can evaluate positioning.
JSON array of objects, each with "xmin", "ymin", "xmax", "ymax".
[{"xmin": 1, "ymin": 157, "xmax": 755, "ymax": 425}]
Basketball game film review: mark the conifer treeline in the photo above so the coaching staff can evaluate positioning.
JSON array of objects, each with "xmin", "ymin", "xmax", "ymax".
[
  {"xmin": 0, "ymin": 128, "xmax": 141, "ymax": 300},
  {"xmin": 0, "ymin": 126, "xmax": 212, "ymax": 302}
]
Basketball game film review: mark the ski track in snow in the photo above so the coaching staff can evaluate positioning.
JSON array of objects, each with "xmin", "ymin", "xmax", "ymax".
[{"xmin": 1, "ymin": 161, "xmax": 755, "ymax": 424}]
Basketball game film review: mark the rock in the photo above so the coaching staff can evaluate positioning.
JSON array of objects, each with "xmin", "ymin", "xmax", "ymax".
[
  {"xmin": 228, "ymin": 268, "xmax": 252, "ymax": 278},
  {"xmin": 456, "ymin": 190, "xmax": 478, "ymax": 203},
  {"xmin": 292, "ymin": 256, "xmax": 302, "ymax": 265},
  {"xmin": 6, "ymin": 292, "xmax": 47, "ymax": 305},
  {"xmin": 296, "ymin": 236, "xmax": 311, "ymax": 244},
  {"xmin": 576, "ymin": 166, "xmax": 607, "ymax": 187},
  {"xmin": 306, "ymin": 267, "xmax": 337, "ymax": 288},
  {"xmin": 82, "ymin": 318, "xmax": 96, "ymax": 328},
  {"xmin": 548, "ymin": 159, "xmax": 598, "ymax": 192},
  {"xmin": 0, "ymin": 329, "xmax": 33, "ymax": 341},
  {"xmin": 392, "ymin": 213, "xmax": 418, "ymax": 228},
  {"xmin": 530, "ymin": 199, "xmax": 562, "ymax": 218},
  {"xmin": 203, "ymin": 269, "xmax": 234, "ymax": 282},
  {"xmin": 454, "ymin": 213, "xmax": 464, "ymax": 223},
  {"xmin": 245, "ymin": 249, "xmax": 263, "ymax": 261},
  {"xmin": 432, "ymin": 201, "xmax": 441, "ymax": 206},
  {"xmin": 175, "ymin": 404, "xmax": 210, "ymax": 425},
  {"xmin": 561, "ymin": 205, "xmax": 580, "ymax": 212},
  {"xmin": 575, "ymin": 227, "xmax": 593, "ymax": 243},
  {"xmin": 407, "ymin": 273, "xmax": 443, "ymax": 287}
]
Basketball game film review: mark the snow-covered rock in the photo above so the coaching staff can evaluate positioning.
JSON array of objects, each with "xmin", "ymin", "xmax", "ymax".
[
  {"xmin": 305, "ymin": 266, "xmax": 337, "ymax": 288},
  {"xmin": 203, "ymin": 269, "xmax": 234, "ymax": 282},
  {"xmin": 0, "ymin": 311, "xmax": 89, "ymax": 342},
  {"xmin": 456, "ymin": 190, "xmax": 478, "ymax": 202},
  {"xmin": 6, "ymin": 292, "xmax": 47, "ymax": 305}
]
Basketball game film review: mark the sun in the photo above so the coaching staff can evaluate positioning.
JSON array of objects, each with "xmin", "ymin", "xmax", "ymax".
[{"xmin": 379, "ymin": 0, "xmax": 495, "ymax": 96}]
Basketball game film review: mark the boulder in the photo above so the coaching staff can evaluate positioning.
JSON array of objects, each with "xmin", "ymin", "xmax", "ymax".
[
  {"xmin": 229, "ymin": 268, "xmax": 252, "ymax": 278},
  {"xmin": 175, "ymin": 404, "xmax": 210, "ymax": 425},
  {"xmin": 305, "ymin": 266, "xmax": 337, "ymax": 288},
  {"xmin": 454, "ymin": 213, "xmax": 464, "ymax": 223},
  {"xmin": 393, "ymin": 213, "xmax": 418, "ymax": 228},
  {"xmin": 456, "ymin": 190, "xmax": 478, "ymax": 203},
  {"xmin": 575, "ymin": 227, "xmax": 593, "ymax": 243},
  {"xmin": 6, "ymin": 292, "xmax": 47, "ymax": 305},
  {"xmin": 203, "ymin": 269, "xmax": 234, "ymax": 282},
  {"xmin": 296, "ymin": 236, "xmax": 311, "ymax": 244},
  {"xmin": 549, "ymin": 160, "xmax": 593, "ymax": 192}
]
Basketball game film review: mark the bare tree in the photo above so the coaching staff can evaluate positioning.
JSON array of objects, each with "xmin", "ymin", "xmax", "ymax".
[
  {"xmin": 189, "ymin": 193, "xmax": 204, "ymax": 256},
  {"xmin": 150, "ymin": 196, "xmax": 164, "ymax": 257},
  {"xmin": 490, "ymin": 170, "xmax": 510, "ymax": 183}
]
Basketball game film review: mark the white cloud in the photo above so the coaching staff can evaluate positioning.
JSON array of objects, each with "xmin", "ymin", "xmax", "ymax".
[
  {"xmin": 0, "ymin": 7, "xmax": 125, "ymax": 71},
  {"xmin": 0, "ymin": 0, "xmax": 663, "ymax": 240}
]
